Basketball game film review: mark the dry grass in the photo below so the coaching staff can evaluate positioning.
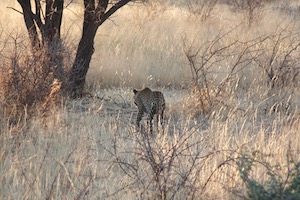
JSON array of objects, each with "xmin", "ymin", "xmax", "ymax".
[
  {"xmin": 0, "ymin": 87, "xmax": 299, "ymax": 199},
  {"xmin": 1, "ymin": 0, "xmax": 300, "ymax": 199}
]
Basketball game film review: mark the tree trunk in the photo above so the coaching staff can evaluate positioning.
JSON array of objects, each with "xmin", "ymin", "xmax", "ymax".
[
  {"xmin": 68, "ymin": 0, "xmax": 101, "ymax": 97},
  {"xmin": 69, "ymin": 0, "xmax": 131, "ymax": 98},
  {"xmin": 17, "ymin": 0, "xmax": 65, "ymax": 79},
  {"xmin": 17, "ymin": 0, "xmax": 40, "ymax": 47},
  {"xmin": 69, "ymin": 24, "xmax": 99, "ymax": 97},
  {"xmin": 45, "ymin": 0, "xmax": 63, "ymax": 44},
  {"xmin": 18, "ymin": 0, "xmax": 132, "ymax": 98}
]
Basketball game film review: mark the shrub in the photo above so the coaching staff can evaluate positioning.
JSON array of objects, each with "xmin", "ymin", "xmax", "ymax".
[
  {"xmin": 236, "ymin": 147, "xmax": 300, "ymax": 200},
  {"xmin": 0, "ymin": 34, "xmax": 66, "ymax": 123}
]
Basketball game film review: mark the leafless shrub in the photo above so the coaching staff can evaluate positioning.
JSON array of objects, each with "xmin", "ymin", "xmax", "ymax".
[
  {"xmin": 140, "ymin": 0, "xmax": 218, "ymax": 21},
  {"xmin": 101, "ymin": 126, "xmax": 243, "ymax": 199},
  {"xmin": 0, "ymin": 34, "xmax": 68, "ymax": 123},
  {"xmin": 140, "ymin": 0, "xmax": 170, "ymax": 19},
  {"xmin": 227, "ymin": 0, "xmax": 267, "ymax": 27},
  {"xmin": 182, "ymin": 26, "xmax": 265, "ymax": 116},
  {"xmin": 253, "ymin": 22, "xmax": 300, "ymax": 89},
  {"xmin": 185, "ymin": 0, "xmax": 219, "ymax": 21},
  {"xmin": 182, "ymin": 21, "xmax": 300, "ymax": 118}
]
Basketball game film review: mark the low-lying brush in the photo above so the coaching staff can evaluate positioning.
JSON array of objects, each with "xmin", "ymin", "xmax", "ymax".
[{"xmin": 0, "ymin": 0, "xmax": 300, "ymax": 199}]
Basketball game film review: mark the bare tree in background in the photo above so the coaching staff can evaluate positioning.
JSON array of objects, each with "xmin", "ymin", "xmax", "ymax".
[
  {"xmin": 17, "ymin": 0, "xmax": 132, "ymax": 98},
  {"xmin": 228, "ymin": 0, "xmax": 264, "ymax": 27},
  {"xmin": 185, "ymin": 0, "xmax": 218, "ymax": 21}
]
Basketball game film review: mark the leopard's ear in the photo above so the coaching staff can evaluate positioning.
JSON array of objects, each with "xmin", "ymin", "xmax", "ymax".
[{"xmin": 133, "ymin": 89, "xmax": 138, "ymax": 94}]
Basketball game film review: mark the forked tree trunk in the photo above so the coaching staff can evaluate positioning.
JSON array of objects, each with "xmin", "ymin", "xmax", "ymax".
[
  {"xmin": 18, "ymin": 0, "xmax": 63, "ymax": 47},
  {"xmin": 17, "ymin": 0, "xmax": 65, "ymax": 80},
  {"xmin": 18, "ymin": 0, "xmax": 131, "ymax": 98},
  {"xmin": 18, "ymin": 0, "xmax": 40, "ymax": 47},
  {"xmin": 69, "ymin": 0, "xmax": 131, "ymax": 98}
]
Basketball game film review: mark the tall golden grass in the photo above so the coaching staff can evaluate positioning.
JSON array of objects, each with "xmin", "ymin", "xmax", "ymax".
[{"xmin": 0, "ymin": 0, "xmax": 300, "ymax": 199}]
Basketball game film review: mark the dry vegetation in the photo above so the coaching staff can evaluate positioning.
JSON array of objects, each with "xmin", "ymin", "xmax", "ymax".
[{"xmin": 1, "ymin": 0, "xmax": 300, "ymax": 199}]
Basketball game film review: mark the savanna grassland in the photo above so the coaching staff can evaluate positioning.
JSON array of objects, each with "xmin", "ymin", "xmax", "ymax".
[{"xmin": 1, "ymin": 0, "xmax": 300, "ymax": 199}]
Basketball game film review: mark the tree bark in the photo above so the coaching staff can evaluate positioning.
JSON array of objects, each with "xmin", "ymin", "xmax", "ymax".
[
  {"xmin": 69, "ymin": 24, "xmax": 98, "ymax": 97},
  {"xmin": 18, "ymin": 0, "xmax": 132, "ymax": 98},
  {"xmin": 18, "ymin": 0, "xmax": 65, "ymax": 81},
  {"xmin": 18, "ymin": 0, "xmax": 64, "ymax": 46},
  {"xmin": 69, "ymin": 0, "xmax": 131, "ymax": 98},
  {"xmin": 45, "ymin": 0, "xmax": 64, "ymax": 44},
  {"xmin": 17, "ymin": 0, "xmax": 40, "ymax": 47}
]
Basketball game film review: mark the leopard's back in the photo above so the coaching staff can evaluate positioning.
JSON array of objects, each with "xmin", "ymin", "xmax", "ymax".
[
  {"xmin": 151, "ymin": 90, "xmax": 165, "ymax": 115},
  {"xmin": 133, "ymin": 87, "xmax": 153, "ymax": 113},
  {"xmin": 133, "ymin": 87, "xmax": 165, "ymax": 133}
]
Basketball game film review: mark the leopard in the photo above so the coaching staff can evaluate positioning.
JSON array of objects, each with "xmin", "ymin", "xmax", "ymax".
[{"xmin": 133, "ymin": 87, "xmax": 165, "ymax": 133}]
